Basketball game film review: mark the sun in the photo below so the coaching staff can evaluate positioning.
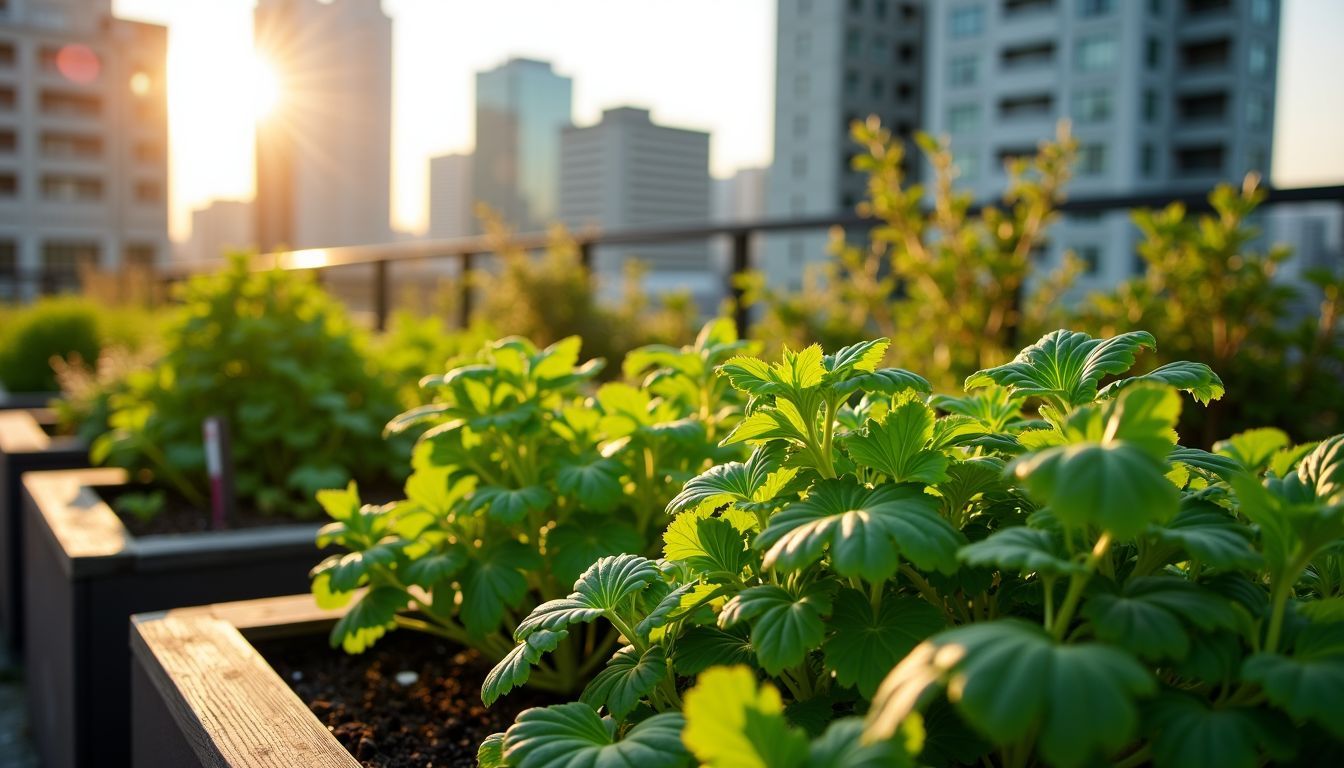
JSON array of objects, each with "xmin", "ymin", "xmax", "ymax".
[{"xmin": 249, "ymin": 54, "xmax": 281, "ymax": 121}]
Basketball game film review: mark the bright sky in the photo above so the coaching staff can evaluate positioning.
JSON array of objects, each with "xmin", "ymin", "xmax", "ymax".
[{"xmin": 111, "ymin": 0, "xmax": 1342, "ymax": 243}]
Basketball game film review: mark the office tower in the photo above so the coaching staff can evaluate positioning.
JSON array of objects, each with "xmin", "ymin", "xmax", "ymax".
[
  {"xmin": 558, "ymin": 106, "xmax": 712, "ymax": 305},
  {"xmin": 0, "ymin": 0, "xmax": 168, "ymax": 299},
  {"xmin": 714, "ymin": 167, "xmax": 769, "ymax": 223},
  {"xmin": 428, "ymin": 152, "xmax": 472, "ymax": 239},
  {"xmin": 766, "ymin": 0, "xmax": 925, "ymax": 290},
  {"xmin": 924, "ymin": 0, "xmax": 1280, "ymax": 289},
  {"xmin": 254, "ymin": 0, "xmax": 392, "ymax": 251},
  {"xmin": 473, "ymin": 57, "xmax": 572, "ymax": 234},
  {"xmin": 187, "ymin": 199, "xmax": 254, "ymax": 262}
]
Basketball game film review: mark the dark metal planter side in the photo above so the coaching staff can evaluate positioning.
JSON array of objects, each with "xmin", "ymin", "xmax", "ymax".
[
  {"xmin": 0, "ymin": 392, "xmax": 60, "ymax": 411},
  {"xmin": 22, "ymin": 469, "xmax": 330, "ymax": 768},
  {"xmin": 0, "ymin": 408, "xmax": 88, "ymax": 654},
  {"xmin": 130, "ymin": 594, "xmax": 358, "ymax": 768}
]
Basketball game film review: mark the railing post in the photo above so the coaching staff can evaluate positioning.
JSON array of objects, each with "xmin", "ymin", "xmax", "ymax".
[
  {"xmin": 458, "ymin": 252, "xmax": 474, "ymax": 329},
  {"xmin": 729, "ymin": 230, "xmax": 751, "ymax": 338},
  {"xmin": 372, "ymin": 260, "xmax": 389, "ymax": 332},
  {"xmin": 578, "ymin": 241, "xmax": 594, "ymax": 274}
]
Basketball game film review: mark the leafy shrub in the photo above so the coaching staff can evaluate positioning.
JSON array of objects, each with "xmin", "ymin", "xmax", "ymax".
[
  {"xmin": 374, "ymin": 311, "xmax": 492, "ymax": 408},
  {"xmin": 312, "ymin": 320, "xmax": 753, "ymax": 695},
  {"xmin": 1074, "ymin": 174, "xmax": 1344, "ymax": 445},
  {"xmin": 91, "ymin": 256, "xmax": 402, "ymax": 518},
  {"xmin": 479, "ymin": 329, "xmax": 1344, "ymax": 768},
  {"xmin": 741, "ymin": 119, "xmax": 1079, "ymax": 391},
  {"xmin": 0, "ymin": 297, "xmax": 157, "ymax": 393}
]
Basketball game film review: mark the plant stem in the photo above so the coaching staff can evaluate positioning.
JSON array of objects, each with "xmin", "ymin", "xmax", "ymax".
[{"xmin": 1050, "ymin": 532, "xmax": 1112, "ymax": 642}]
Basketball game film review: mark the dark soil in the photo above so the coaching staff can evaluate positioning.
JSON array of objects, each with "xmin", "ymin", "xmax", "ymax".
[{"xmin": 256, "ymin": 630, "xmax": 556, "ymax": 768}]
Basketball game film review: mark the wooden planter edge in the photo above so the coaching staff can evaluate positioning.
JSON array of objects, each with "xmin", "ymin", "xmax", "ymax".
[{"xmin": 131, "ymin": 593, "xmax": 359, "ymax": 768}]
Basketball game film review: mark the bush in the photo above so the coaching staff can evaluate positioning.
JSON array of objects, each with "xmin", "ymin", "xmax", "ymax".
[
  {"xmin": 0, "ymin": 297, "xmax": 156, "ymax": 393},
  {"xmin": 310, "ymin": 321, "xmax": 753, "ymax": 695},
  {"xmin": 91, "ymin": 255, "xmax": 403, "ymax": 518},
  {"xmin": 478, "ymin": 330, "xmax": 1344, "ymax": 768}
]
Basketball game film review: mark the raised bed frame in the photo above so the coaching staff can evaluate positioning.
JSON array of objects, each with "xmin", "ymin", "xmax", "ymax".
[
  {"xmin": 22, "ymin": 468, "xmax": 328, "ymax": 768},
  {"xmin": 130, "ymin": 593, "xmax": 357, "ymax": 768}
]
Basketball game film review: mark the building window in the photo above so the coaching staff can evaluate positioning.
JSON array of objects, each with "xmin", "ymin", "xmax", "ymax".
[
  {"xmin": 1077, "ymin": 0, "xmax": 1115, "ymax": 17},
  {"xmin": 41, "ymin": 132, "xmax": 102, "ymax": 159},
  {"xmin": 849, "ymin": 0, "xmax": 862, "ymax": 11},
  {"xmin": 124, "ymin": 243, "xmax": 156, "ymax": 270},
  {"xmin": 795, "ymin": 32, "xmax": 811, "ymax": 56},
  {"xmin": 844, "ymin": 70, "xmax": 859, "ymax": 97},
  {"xmin": 0, "ymin": 85, "xmax": 13, "ymax": 110},
  {"xmin": 1075, "ymin": 36, "xmax": 1117, "ymax": 73},
  {"xmin": 948, "ymin": 104, "xmax": 980, "ymax": 134},
  {"xmin": 1145, "ymin": 36, "xmax": 1163, "ymax": 69},
  {"xmin": 876, "ymin": 0, "xmax": 888, "ymax": 19},
  {"xmin": 134, "ymin": 180, "xmax": 162, "ymax": 204},
  {"xmin": 846, "ymin": 28, "xmax": 862, "ymax": 56},
  {"xmin": 1175, "ymin": 144, "xmax": 1225, "ymax": 174},
  {"xmin": 134, "ymin": 140, "xmax": 163, "ymax": 164},
  {"xmin": 1002, "ymin": 42, "xmax": 1056, "ymax": 70},
  {"xmin": 792, "ymin": 154, "xmax": 807, "ymax": 178},
  {"xmin": 1246, "ymin": 93, "xmax": 1269, "ymax": 129},
  {"xmin": 0, "ymin": 40, "xmax": 14, "ymax": 68},
  {"xmin": 1140, "ymin": 143, "xmax": 1157, "ymax": 177},
  {"xmin": 40, "ymin": 90, "xmax": 101, "ymax": 118},
  {"xmin": 41, "ymin": 174, "xmax": 102, "ymax": 202},
  {"xmin": 1075, "ymin": 245, "xmax": 1101, "ymax": 275},
  {"xmin": 896, "ymin": 43, "xmax": 916, "ymax": 64},
  {"xmin": 870, "ymin": 76, "xmax": 885, "ymax": 100},
  {"xmin": 1248, "ymin": 147, "xmax": 1268, "ymax": 174},
  {"xmin": 792, "ymin": 114, "xmax": 808, "ymax": 137},
  {"xmin": 996, "ymin": 146, "xmax": 1036, "ymax": 169},
  {"xmin": 1072, "ymin": 88, "xmax": 1112, "ymax": 123},
  {"xmin": 1178, "ymin": 91, "xmax": 1228, "ymax": 122},
  {"xmin": 1249, "ymin": 40, "xmax": 1270, "ymax": 75},
  {"xmin": 0, "ymin": 240, "xmax": 16, "ymax": 300},
  {"xmin": 949, "ymin": 55, "xmax": 978, "ymax": 86},
  {"xmin": 894, "ymin": 81, "xmax": 914, "ymax": 101},
  {"xmin": 1078, "ymin": 144, "xmax": 1107, "ymax": 175},
  {"xmin": 794, "ymin": 73, "xmax": 810, "ymax": 97},
  {"xmin": 0, "ymin": 172, "xmax": 15, "ymax": 198},
  {"xmin": 870, "ymin": 35, "xmax": 887, "ymax": 62},
  {"xmin": 950, "ymin": 5, "xmax": 984, "ymax": 38},
  {"xmin": 954, "ymin": 147, "xmax": 980, "ymax": 181},
  {"xmin": 1149, "ymin": 0, "xmax": 1162, "ymax": 13},
  {"xmin": 1000, "ymin": 93, "xmax": 1054, "ymax": 121},
  {"xmin": 0, "ymin": 128, "xmax": 14, "ymax": 153},
  {"xmin": 1143, "ymin": 89, "xmax": 1160, "ymax": 123},
  {"xmin": 1182, "ymin": 38, "xmax": 1230, "ymax": 70},
  {"xmin": 42, "ymin": 240, "xmax": 99, "ymax": 291}
]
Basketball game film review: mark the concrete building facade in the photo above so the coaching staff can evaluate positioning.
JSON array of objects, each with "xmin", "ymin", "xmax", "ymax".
[
  {"xmin": 254, "ymin": 0, "xmax": 392, "ymax": 252},
  {"xmin": 187, "ymin": 199, "xmax": 254, "ymax": 263},
  {"xmin": 427, "ymin": 152, "xmax": 472, "ymax": 240},
  {"xmin": 767, "ymin": 0, "xmax": 925, "ymax": 290},
  {"xmin": 558, "ymin": 106, "xmax": 713, "ymax": 304},
  {"xmin": 474, "ymin": 57, "xmax": 571, "ymax": 234},
  {"xmin": 0, "ymin": 0, "xmax": 168, "ymax": 299},
  {"xmin": 923, "ymin": 0, "xmax": 1280, "ymax": 291}
]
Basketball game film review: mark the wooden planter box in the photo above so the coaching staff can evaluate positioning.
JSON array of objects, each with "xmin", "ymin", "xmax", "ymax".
[
  {"xmin": 0, "ymin": 408, "xmax": 87, "ymax": 653},
  {"xmin": 130, "ymin": 593, "xmax": 358, "ymax": 767},
  {"xmin": 22, "ymin": 469, "xmax": 330, "ymax": 768}
]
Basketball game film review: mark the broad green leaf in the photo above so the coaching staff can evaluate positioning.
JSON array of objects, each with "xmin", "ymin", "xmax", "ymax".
[
  {"xmin": 635, "ymin": 582, "xmax": 700, "ymax": 638},
  {"xmin": 468, "ymin": 485, "xmax": 553, "ymax": 524},
  {"xmin": 580, "ymin": 645, "xmax": 667, "ymax": 719},
  {"xmin": 460, "ymin": 541, "xmax": 542, "ymax": 637},
  {"xmin": 864, "ymin": 620, "xmax": 1154, "ymax": 768},
  {"xmin": 965, "ymin": 329, "xmax": 1156, "ymax": 407},
  {"xmin": 937, "ymin": 458, "xmax": 1007, "ymax": 518},
  {"xmin": 1083, "ymin": 578, "xmax": 1240, "ymax": 661},
  {"xmin": 663, "ymin": 511, "xmax": 750, "ymax": 576},
  {"xmin": 547, "ymin": 520, "xmax": 643, "ymax": 586},
  {"xmin": 757, "ymin": 479, "xmax": 963, "ymax": 580},
  {"xmin": 1268, "ymin": 441, "xmax": 1318, "ymax": 479},
  {"xmin": 1215, "ymin": 428, "xmax": 1290, "ymax": 475},
  {"xmin": 1169, "ymin": 446, "xmax": 1245, "ymax": 482},
  {"xmin": 835, "ymin": 368, "xmax": 933, "ymax": 398},
  {"xmin": 824, "ymin": 589, "xmax": 944, "ymax": 698},
  {"xmin": 315, "ymin": 481, "xmax": 361, "ymax": 522},
  {"xmin": 1011, "ymin": 443, "xmax": 1178, "ymax": 540},
  {"xmin": 719, "ymin": 403, "xmax": 809, "ymax": 446},
  {"xmin": 555, "ymin": 458, "xmax": 624, "ymax": 513},
  {"xmin": 503, "ymin": 704, "xmax": 689, "ymax": 768},
  {"xmin": 957, "ymin": 527, "xmax": 1079, "ymax": 576},
  {"xmin": 328, "ymin": 586, "xmax": 407, "ymax": 654},
  {"xmin": 719, "ymin": 584, "xmax": 831, "ymax": 674},
  {"xmin": 666, "ymin": 443, "xmax": 785, "ymax": 514},
  {"xmin": 718, "ymin": 356, "xmax": 782, "ymax": 397},
  {"xmin": 309, "ymin": 542, "xmax": 403, "ymax": 592},
  {"xmin": 824, "ymin": 338, "xmax": 890, "ymax": 381},
  {"xmin": 931, "ymin": 385, "xmax": 1023, "ymax": 432},
  {"xmin": 682, "ymin": 666, "xmax": 807, "ymax": 768},
  {"xmin": 1097, "ymin": 360, "xmax": 1225, "ymax": 404},
  {"xmin": 1297, "ymin": 434, "xmax": 1344, "ymax": 505},
  {"xmin": 806, "ymin": 717, "xmax": 915, "ymax": 768},
  {"xmin": 481, "ymin": 629, "xmax": 568, "ymax": 706},
  {"xmin": 1149, "ymin": 498, "xmax": 1260, "ymax": 571},
  {"xmin": 847, "ymin": 401, "xmax": 949, "ymax": 484},
  {"xmin": 1143, "ymin": 694, "xmax": 1273, "ymax": 768},
  {"xmin": 775, "ymin": 344, "xmax": 826, "ymax": 391},
  {"xmin": 673, "ymin": 625, "xmax": 756, "ymax": 675},
  {"xmin": 401, "ymin": 545, "xmax": 468, "ymax": 588},
  {"xmin": 1241, "ymin": 623, "xmax": 1344, "ymax": 739},
  {"xmin": 531, "ymin": 335, "xmax": 583, "ymax": 381},
  {"xmin": 572, "ymin": 554, "xmax": 661, "ymax": 612},
  {"xmin": 478, "ymin": 733, "xmax": 506, "ymax": 768}
]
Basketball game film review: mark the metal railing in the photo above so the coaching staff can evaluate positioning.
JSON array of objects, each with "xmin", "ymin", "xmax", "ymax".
[{"xmin": 8, "ymin": 183, "xmax": 1344, "ymax": 335}]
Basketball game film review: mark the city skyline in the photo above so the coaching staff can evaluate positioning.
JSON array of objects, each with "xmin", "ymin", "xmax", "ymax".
[{"xmin": 110, "ymin": 0, "xmax": 1344, "ymax": 244}]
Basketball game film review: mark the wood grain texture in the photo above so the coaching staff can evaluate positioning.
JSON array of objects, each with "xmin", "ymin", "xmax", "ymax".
[
  {"xmin": 0, "ymin": 409, "xmax": 51, "ymax": 453},
  {"xmin": 24, "ymin": 467, "xmax": 128, "ymax": 569},
  {"xmin": 132, "ymin": 612, "xmax": 359, "ymax": 768}
]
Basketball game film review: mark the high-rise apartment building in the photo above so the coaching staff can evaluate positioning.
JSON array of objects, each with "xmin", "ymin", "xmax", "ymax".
[
  {"xmin": 0, "ymin": 0, "xmax": 168, "ymax": 299},
  {"xmin": 925, "ymin": 0, "xmax": 1280, "ymax": 289},
  {"xmin": 254, "ymin": 0, "xmax": 392, "ymax": 251},
  {"xmin": 558, "ymin": 106, "xmax": 713, "ymax": 304},
  {"xmin": 428, "ymin": 152, "xmax": 472, "ymax": 240},
  {"xmin": 767, "ymin": 0, "xmax": 925, "ymax": 290},
  {"xmin": 187, "ymin": 199, "xmax": 254, "ymax": 262},
  {"xmin": 474, "ymin": 57, "xmax": 572, "ymax": 234}
]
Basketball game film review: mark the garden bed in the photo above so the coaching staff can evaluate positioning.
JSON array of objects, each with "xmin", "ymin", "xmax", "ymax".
[
  {"xmin": 132, "ymin": 593, "xmax": 547, "ymax": 768},
  {"xmin": 22, "ymin": 468, "xmax": 330, "ymax": 768},
  {"xmin": 0, "ymin": 408, "xmax": 87, "ymax": 654}
]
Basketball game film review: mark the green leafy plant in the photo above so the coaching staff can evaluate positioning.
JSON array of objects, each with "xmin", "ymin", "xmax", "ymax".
[
  {"xmin": 0, "ymin": 296, "xmax": 158, "ymax": 394},
  {"xmin": 90, "ymin": 255, "xmax": 402, "ymax": 517},
  {"xmin": 312, "ymin": 320, "xmax": 753, "ymax": 697},
  {"xmin": 478, "ymin": 329, "xmax": 1344, "ymax": 768}
]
